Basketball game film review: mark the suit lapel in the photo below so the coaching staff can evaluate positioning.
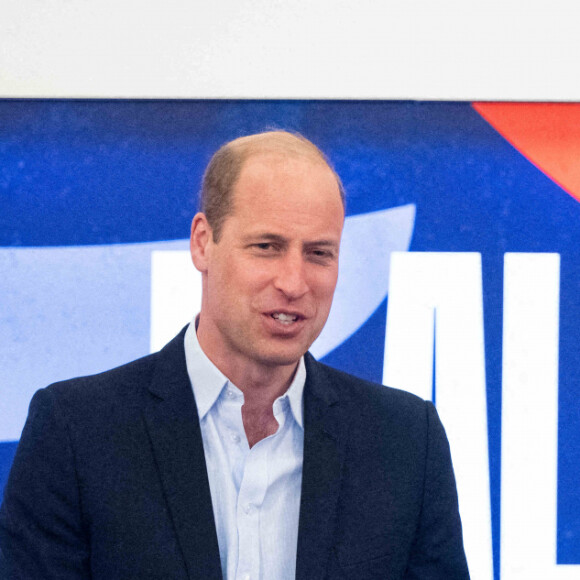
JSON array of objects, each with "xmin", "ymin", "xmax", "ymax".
[
  {"xmin": 296, "ymin": 355, "xmax": 349, "ymax": 580},
  {"xmin": 142, "ymin": 329, "xmax": 222, "ymax": 580}
]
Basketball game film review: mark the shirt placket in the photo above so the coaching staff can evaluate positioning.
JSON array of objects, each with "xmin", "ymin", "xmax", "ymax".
[{"xmin": 235, "ymin": 398, "xmax": 288, "ymax": 580}]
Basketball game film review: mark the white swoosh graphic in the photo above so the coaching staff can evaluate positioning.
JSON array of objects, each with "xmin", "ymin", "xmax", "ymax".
[{"xmin": 311, "ymin": 204, "xmax": 416, "ymax": 358}]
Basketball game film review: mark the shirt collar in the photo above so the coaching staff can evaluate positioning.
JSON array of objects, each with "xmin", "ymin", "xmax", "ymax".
[
  {"xmin": 282, "ymin": 357, "xmax": 305, "ymax": 429},
  {"xmin": 183, "ymin": 318, "xmax": 305, "ymax": 429},
  {"xmin": 184, "ymin": 319, "xmax": 228, "ymax": 420}
]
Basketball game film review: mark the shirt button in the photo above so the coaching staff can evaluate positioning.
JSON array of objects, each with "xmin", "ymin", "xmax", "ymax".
[
  {"xmin": 230, "ymin": 433, "xmax": 241, "ymax": 443},
  {"xmin": 243, "ymin": 503, "xmax": 255, "ymax": 515},
  {"xmin": 226, "ymin": 389, "xmax": 236, "ymax": 399}
]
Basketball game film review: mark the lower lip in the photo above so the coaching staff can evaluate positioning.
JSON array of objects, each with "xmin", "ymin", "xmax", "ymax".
[{"xmin": 262, "ymin": 313, "xmax": 307, "ymax": 337}]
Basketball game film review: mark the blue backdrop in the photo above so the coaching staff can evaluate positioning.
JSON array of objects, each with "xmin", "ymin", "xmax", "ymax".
[{"xmin": 1, "ymin": 100, "xmax": 578, "ymax": 579}]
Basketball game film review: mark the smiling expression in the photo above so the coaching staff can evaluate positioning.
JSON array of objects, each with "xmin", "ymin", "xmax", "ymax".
[{"xmin": 192, "ymin": 152, "xmax": 344, "ymax": 376}]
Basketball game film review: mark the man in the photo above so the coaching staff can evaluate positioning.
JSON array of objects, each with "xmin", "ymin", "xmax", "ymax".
[{"xmin": 0, "ymin": 131, "xmax": 470, "ymax": 579}]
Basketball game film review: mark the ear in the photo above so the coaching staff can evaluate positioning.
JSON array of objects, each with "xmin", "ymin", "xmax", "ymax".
[{"xmin": 190, "ymin": 212, "xmax": 213, "ymax": 273}]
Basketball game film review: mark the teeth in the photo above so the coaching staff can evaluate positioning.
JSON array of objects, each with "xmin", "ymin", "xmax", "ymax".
[{"xmin": 272, "ymin": 312, "xmax": 298, "ymax": 324}]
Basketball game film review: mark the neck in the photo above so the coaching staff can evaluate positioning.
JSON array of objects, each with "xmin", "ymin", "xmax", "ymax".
[
  {"xmin": 197, "ymin": 332, "xmax": 300, "ymax": 448},
  {"xmin": 224, "ymin": 354, "xmax": 299, "ymax": 404},
  {"xmin": 196, "ymin": 320, "xmax": 299, "ymax": 412},
  {"xmin": 234, "ymin": 360, "xmax": 299, "ymax": 448}
]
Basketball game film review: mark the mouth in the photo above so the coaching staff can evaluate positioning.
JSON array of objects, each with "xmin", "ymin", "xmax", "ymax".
[{"xmin": 267, "ymin": 311, "xmax": 304, "ymax": 326}]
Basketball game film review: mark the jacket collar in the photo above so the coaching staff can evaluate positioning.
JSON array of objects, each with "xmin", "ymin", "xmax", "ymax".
[
  {"xmin": 143, "ymin": 328, "xmax": 222, "ymax": 580},
  {"xmin": 296, "ymin": 353, "xmax": 349, "ymax": 580}
]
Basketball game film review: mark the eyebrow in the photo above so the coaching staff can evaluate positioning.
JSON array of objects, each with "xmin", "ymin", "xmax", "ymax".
[
  {"xmin": 245, "ymin": 233, "xmax": 339, "ymax": 250},
  {"xmin": 303, "ymin": 239, "xmax": 340, "ymax": 250},
  {"xmin": 245, "ymin": 233, "xmax": 288, "ymax": 243}
]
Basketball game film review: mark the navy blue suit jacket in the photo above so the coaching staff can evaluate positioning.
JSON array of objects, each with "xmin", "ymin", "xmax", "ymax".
[{"xmin": 0, "ymin": 329, "xmax": 469, "ymax": 579}]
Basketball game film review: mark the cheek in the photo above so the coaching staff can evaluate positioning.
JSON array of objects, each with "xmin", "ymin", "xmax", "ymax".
[
  {"xmin": 311, "ymin": 270, "xmax": 339, "ymax": 302},
  {"xmin": 211, "ymin": 253, "xmax": 251, "ymax": 288},
  {"xmin": 239, "ymin": 260, "xmax": 279, "ymax": 291},
  {"xmin": 206, "ymin": 262, "xmax": 244, "ymax": 311},
  {"xmin": 219, "ymin": 262, "xmax": 270, "ymax": 305}
]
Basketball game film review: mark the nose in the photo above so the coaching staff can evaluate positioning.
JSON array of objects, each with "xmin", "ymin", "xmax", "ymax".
[{"xmin": 273, "ymin": 251, "xmax": 309, "ymax": 300}]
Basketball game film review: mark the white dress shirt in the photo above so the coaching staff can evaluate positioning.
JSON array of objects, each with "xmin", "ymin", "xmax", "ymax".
[{"xmin": 184, "ymin": 322, "xmax": 305, "ymax": 580}]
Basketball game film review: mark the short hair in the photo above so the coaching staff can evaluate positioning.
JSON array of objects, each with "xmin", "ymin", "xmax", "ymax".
[{"xmin": 199, "ymin": 130, "xmax": 345, "ymax": 241}]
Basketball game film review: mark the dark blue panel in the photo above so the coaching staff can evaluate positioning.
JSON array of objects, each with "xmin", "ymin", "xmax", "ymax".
[
  {"xmin": 1, "ymin": 100, "xmax": 579, "ymax": 578},
  {"xmin": 321, "ymin": 298, "xmax": 387, "ymax": 384},
  {"xmin": 0, "ymin": 441, "xmax": 18, "ymax": 499}
]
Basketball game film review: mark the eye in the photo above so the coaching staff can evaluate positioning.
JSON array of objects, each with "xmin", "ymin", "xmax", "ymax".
[
  {"xmin": 249, "ymin": 242, "xmax": 281, "ymax": 255},
  {"xmin": 308, "ymin": 248, "xmax": 336, "ymax": 263},
  {"xmin": 254, "ymin": 242, "xmax": 274, "ymax": 251}
]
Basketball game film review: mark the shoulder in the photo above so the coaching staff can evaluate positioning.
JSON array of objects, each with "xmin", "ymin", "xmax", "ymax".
[
  {"xmin": 303, "ymin": 354, "xmax": 441, "ymax": 460},
  {"xmin": 34, "ymin": 349, "xmax": 158, "ymax": 413},
  {"xmin": 30, "ymin": 328, "xmax": 188, "ymax": 425},
  {"xmin": 305, "ymin": 353, "xmax": 430, "ymax": 423}
]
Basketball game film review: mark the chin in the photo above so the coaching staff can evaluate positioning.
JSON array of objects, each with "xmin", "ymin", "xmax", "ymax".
[{"xmin": 257, "ymin": 348, "xmax": 307, "ymax": 368}]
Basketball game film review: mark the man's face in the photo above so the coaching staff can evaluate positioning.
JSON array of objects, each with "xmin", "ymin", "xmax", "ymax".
[{"xmin": 195, "ymin": 153, "xmax": 344, "ymax": 372}]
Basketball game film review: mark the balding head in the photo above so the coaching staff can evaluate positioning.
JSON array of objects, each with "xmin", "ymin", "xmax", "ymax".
[{"xmin": 199, "ymin": 130, "xmax": 345, "ymax": 241}]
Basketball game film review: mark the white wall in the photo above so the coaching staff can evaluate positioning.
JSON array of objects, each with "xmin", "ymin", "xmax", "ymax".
[{"xmin": 1, "ymin": 0, "xmax": 578, "ymax": 100}]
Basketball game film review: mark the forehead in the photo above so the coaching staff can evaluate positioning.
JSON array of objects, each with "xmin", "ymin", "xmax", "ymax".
[
  {"xmin": 233, "ymin": 153, "xmax": 342, "ymax": 208},
  {"xmin": 226, "ymin": 153, "xmax": 344, "ymax": 237}
]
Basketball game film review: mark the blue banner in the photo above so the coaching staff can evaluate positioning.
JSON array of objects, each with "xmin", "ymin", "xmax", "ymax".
[{"xmin": 1, "ymin": 100, "xmax": 579, "ymax": 580}]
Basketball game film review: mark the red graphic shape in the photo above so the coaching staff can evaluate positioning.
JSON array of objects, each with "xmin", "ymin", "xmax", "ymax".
[{"xmin": 473, "ymin": 102, "xmax": 580, "ymax": 203}]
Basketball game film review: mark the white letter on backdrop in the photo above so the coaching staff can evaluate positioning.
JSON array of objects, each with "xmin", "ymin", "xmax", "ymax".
[
  {"xmin": 383, "ymin": 251, "xmax": 492, "ymax": 580},
  {"xmin": 501, "ymin": 253, "xmax": 576, "ymax": 578}
]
